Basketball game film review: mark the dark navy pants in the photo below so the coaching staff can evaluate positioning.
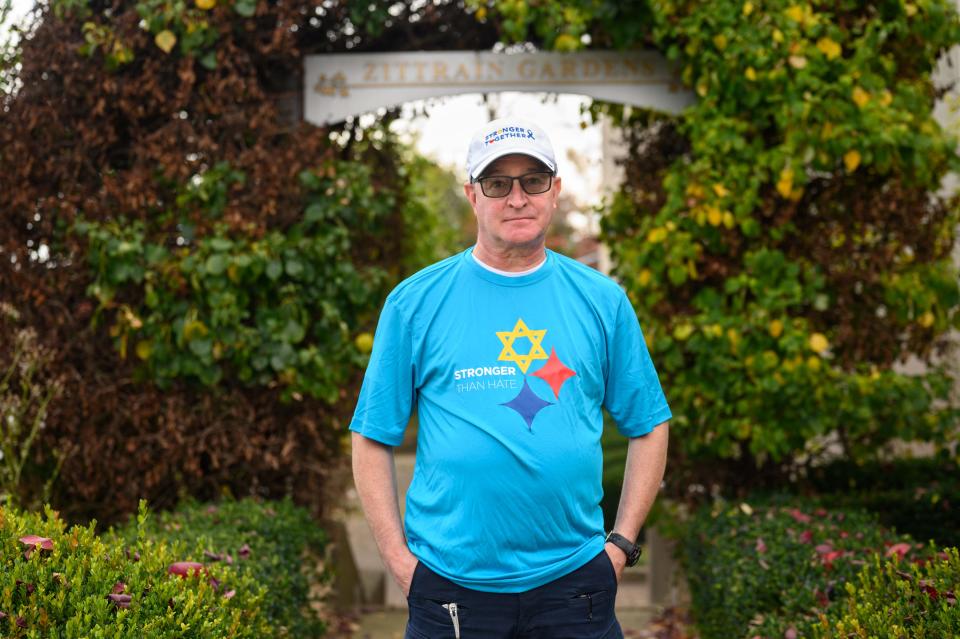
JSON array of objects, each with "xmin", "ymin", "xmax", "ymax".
[{"xmin": 405, "ymin": 551, "xmax": 624, "ymax": 639}]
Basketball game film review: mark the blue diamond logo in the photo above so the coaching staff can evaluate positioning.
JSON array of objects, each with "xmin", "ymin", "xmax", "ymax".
[{"xmin": 500, "ymin": 379, "xmax": 553, "ymax": 430}]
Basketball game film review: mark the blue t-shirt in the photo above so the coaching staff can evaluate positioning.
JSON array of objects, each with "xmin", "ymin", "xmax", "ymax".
[{"xmin": 349, "ymin": 247, "xmax": 671, "ymax": 593}]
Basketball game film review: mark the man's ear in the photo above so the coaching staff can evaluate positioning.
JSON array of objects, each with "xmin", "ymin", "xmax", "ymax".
[{"xmin": 464, "ymin": 181, "xmax": 478, "ymax": 209}]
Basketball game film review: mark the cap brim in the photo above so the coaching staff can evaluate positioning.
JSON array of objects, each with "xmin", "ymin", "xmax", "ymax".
[{"xmin": 470, "ymin": 149, "xmax": 557, "ymax": 181}]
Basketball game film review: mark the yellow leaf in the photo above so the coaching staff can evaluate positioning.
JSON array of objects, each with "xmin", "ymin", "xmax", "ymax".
[
  {"xmin": 769, "ymin": 319, "xmax": 783, "ymax": 338},
  {"xmin": 905, "ymin": 3, "xmax": 917, "ymax": 16},
  {"xmin": 879, "ymin": 89, "xmax": 893, "ymax": 106},
  {"xmin": 722, "ymin": 211, "xmax": 736, "ymax": 229},
  {"xmin": 776, "ymin": 167, "xmax": 794, "ymax": 198},
  {"xmin": 647, "ymin": 227, "xmax": 668, "ymax": 243},
  {"xmin": 919, "ymin": 311, "xmax": 934, "ymax": 328},
  {"xmin": 707, "ymin": 206, "xmax": 723, "ymax": 226},
  {"xmin": 772, "ymin": 29, "xmax": 784, "ymax": 44},
  {"xmin": 638, "ymin": 269, "xmax": 652, "ymax": 287},
  {"xmin": 785, "ymin": 5, "xmax": 805, "ymax": 21},
  {"xmin": 712, "ymin": 183, "xmax": 730, "ymax": 198},
  {"xmin": 844, "ymin": 149, "xmax": 861, "ymax": 172},
  {"xmin": 475, "ymin": 6, "xmax": 487, "ymax": 20},
  {"xmin": 743, "ymin": 1, "xmax": 754, "ymax": 16},
  {"xmin": 696, "ymin": 82, "xmax": 708, "ymax": 97},
  {"xmin": 713, "ymin": 34, "xmax": 728, "ymax": 50},
  {"xmin": 806, "ymin": 356, "xmax": 821, "ymax": 370},
  {"xmin": 554, "ymin": 33, "xmax": 579, "ymax": 52},
  {"xmin": 789, "ymin": 187, "xmax": 804, "ymax": 202},
  {"xmin": 136, "ymin": 340, "xmax": 152, "ymax": 360},
  {"xmin": 354, "ymin": 332, "xmax": 374, "ymax": 353},
  {"xmin": 816, "ymin": 37, "xmax": 841, "ymax": 59},
  {"xmin": 789, "ymin": 55, "xmax": 807, "ymax": 69},
  {"xmin": 195, "ymin": 0, "xmax": 216, "ymax": 9},
  {"xmin": 821, "ymin": 122, "xmax": 834, "ymax": 140},
  {"xmin": 808, "ymin": 332, "xmax": 830, "ymax": 353},
  {"xmin": 686, "ymin": 183, "xmax": 705, "ymax": 198},
  {"xmin": 745, "ymin": 67, "xmax": 757, "ymax": 81},
  {"xmin": 852, "ymin": 86, "xmax": 870, "ymax": 108},
  {"xmin": 155, "ymin": 29, "xmax": 177, "ymax": 54},
  {"xmin": 673, "ymin": 324, "xmax": 694, "ymax": 341}
]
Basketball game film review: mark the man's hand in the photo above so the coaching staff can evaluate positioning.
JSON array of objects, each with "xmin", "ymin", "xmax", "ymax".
[
  {"xmin": 389, "ymin": 550, "xmax": 420, "ymax": 597},
  {"xmin": 604, "ymin": 541, "xmax": 627, "ymax": 583}
]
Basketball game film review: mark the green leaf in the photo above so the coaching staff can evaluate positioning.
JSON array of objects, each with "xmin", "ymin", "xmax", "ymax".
[
  {"xmin": 205, "ymin": 254, "xmax": 228, "ymax": 276},
  {"xmin": 234, "ymin": 0, "xmax": 255, "ymax": 17},
  {"xmin": 266, "ymin": 260, "xmax": 283, "ymax": 281}
]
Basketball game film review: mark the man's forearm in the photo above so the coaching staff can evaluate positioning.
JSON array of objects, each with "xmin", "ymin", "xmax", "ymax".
[
  {"xmin": 351, "ymin": 432, "xmax": 411, "ymax": 565},
  {"xmin": 611, "ymin": 421, "xmax": 670, "ymax": 541}
]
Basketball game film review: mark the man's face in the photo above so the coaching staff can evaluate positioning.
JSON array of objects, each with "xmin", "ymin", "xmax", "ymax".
[{"xmin": 464, "ymin": 154, "xmax": 562, "ymax": 253}]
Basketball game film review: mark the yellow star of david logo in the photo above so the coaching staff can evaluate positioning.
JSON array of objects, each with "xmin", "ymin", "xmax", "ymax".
[{"xmin": 496, "ymin": 318, "xmax": 548, "ymax": 374}]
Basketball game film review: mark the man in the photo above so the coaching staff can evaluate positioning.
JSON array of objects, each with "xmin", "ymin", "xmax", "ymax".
[{"xmin": 350, "ymin": 116, "xmax": 671, "ymax": 638}]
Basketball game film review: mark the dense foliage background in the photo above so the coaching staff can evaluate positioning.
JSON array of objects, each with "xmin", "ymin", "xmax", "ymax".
[
  {"xmin": 0, "ymin": 0, "xmax": 481, "ymax": 524},
  {"xmin": 479, "ymin": 0, "xmax": 960, "ymax": 494}
]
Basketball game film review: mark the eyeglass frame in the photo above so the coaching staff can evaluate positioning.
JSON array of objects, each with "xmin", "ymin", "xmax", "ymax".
[{"xmin": 471, "ymin": 171, "xmax": 556, "ymax": 198}]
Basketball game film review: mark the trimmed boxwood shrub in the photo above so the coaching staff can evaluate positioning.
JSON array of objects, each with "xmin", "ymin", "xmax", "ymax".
[
  {"xmin": 1, "ymin": 503, "xmax": 270, "ymax": 637},
  {"xmin": 681, "ymin": 497, "xmax": 915, "ymax": 639},
  {"xmin": 813, "ymin": 547, "xmax": 960, "ymax": 638},
  {"xmin": 113, "ymin": 497, "xmax": 327, "ymax": 638}
]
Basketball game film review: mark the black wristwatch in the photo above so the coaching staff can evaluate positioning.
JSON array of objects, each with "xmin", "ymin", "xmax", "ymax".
[{"xmin": 605, "ymin": 531, "xmax": 642, "ymax": 566}]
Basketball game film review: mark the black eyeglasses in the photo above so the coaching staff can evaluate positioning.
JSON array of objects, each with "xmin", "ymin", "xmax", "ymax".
[{"xmin": 474, "ymin": 171, "xmax": 554, "ymax": 198}]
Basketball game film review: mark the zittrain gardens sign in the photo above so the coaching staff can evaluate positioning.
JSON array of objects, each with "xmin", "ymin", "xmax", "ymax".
[{"xmin": 303, "ymin": 50, "xmax": 695, "ymax": 125}]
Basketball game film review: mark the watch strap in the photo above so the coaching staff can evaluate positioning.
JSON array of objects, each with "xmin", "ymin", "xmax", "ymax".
[{"xmin": 605, "ymin": 531, "xmax": 642, "ymax": 567}]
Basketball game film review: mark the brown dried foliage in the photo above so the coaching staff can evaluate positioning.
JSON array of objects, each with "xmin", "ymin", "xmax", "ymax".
[{"xmin": 0, "ymin": 0, "xmax": 497, "ymax": 525}]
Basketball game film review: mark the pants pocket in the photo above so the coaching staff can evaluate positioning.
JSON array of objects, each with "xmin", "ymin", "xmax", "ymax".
[{"xmin": 406, "ymin": 597, "xmax": 466, "ymax": 639}]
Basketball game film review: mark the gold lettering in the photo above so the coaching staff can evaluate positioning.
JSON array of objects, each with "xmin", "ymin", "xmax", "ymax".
[
  {"xmin": 363, "ymin": 63, "xmax": 376, "ymax": 82},
  {"xmin": 397, "ymin": 62, "xmax": 408, "ymax": 81},
  {"xmin": 433, "ymin": 62, "xmax": 449, "ymax": 81},
  {"xmin": 622, "ymin": 58, "xmax": 639, "ymax": 76},
  {"xmin": 518, "ymin": 60, "xmax": 535, "ymax": 79},
  {"xmin": 604, "ymin": 59, "xmax": 616, "ymax": 78},
  {"xmin": 453, "ymin": 63, "xmax": 470, "ymax": 81},
  {"xmin": 382, "ymin": 63, "xmax": 390, "ymax": 82},
  {"xmin": 583, "ymin": 59, "xmax": 600, "ymax": 78},
  {"xmin": 540, "ymin": 62, "xmax": 555, "ymax": 78},
  {"xmin": 415, "ymin": 62, "xmax": 427, "ymax": 82},
  {"xmin": 332, "ymin": 71, "xmax": 349, "ymax": 97},
  {"xmin": 487, "ymin": 61, "xmax": 503, "ymax": 78},
  {"xmin": 561, "ymin": 59, "xmax": 576, "ymax": 79}
]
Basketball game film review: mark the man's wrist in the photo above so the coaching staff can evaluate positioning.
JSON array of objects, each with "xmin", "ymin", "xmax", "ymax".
[{"xmin": 605, "ymin": 531, "xmax": 642, "ymax": 567}]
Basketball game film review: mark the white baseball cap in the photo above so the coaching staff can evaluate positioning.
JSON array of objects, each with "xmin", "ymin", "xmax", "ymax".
[{"xmin": 466, "ymin": 117, "xmax": 557, "ymax": 181}]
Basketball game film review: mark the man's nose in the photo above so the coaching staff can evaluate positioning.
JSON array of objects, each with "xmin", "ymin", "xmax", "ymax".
[{"xmin": 505, "ymin": 179, "xmax": 528, "ymax": 206}]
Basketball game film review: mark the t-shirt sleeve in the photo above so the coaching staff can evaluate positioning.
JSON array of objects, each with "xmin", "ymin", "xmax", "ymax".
[
  {"xmin": 349, "ymin": 295, "xmax": 415, "ymax": 446},
  {"xmin": 603, "ymin": 293, "xmax": 672, "ymax": 437}
]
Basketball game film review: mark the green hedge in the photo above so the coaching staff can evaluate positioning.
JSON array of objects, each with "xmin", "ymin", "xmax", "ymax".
[
  {"xmin": 1, "ymin": 503, "xmax": 269, "ymax": 638},
  {"xmin": 1, "ymin": 498, "xmax": 326, "ymax": 638},
  {"xmin": 813, "ymin": 547, "xmax": 960, "ymax": 638},
  {"xmin": 113, "ymin": 497, "xmax": 327, "ymax": 638},
  {"xmin": 681, "ymin": 497, "xmax": 914, "ymax": 638}
]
